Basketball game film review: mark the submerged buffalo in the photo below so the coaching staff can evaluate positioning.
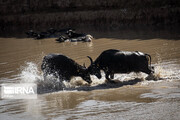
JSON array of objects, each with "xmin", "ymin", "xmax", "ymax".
[
  {"xmin": 64, "ymin": 29, "xmax": 93, "ymax": 42},
  {"xmin": 25, "ymin": 30, "xmax": 38, "ymax": 38},
  {"xmin": 87, "ymin": 49, "xmax": 154, "ymax": 82},
  {"xmin": 66, "ymin": 29, "xmax": 85, "ymax": 38},
  {"xmin": 41, "ymin": 54, "xmax": 92, "ymax": 84},
  {"xmin": 56, "ymin": 34, "xmax": 93, "ymax": 43},
  {"xmin": 25, "ymin": 28, "xmax": 70, "ymax": 39}
]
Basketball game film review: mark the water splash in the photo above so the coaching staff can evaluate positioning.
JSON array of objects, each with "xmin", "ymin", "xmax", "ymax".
[
  {"xmin": 141, "ymin": 60, "xmax": 180, "ymax": 86},
  {"xmin": 18, "ymin": 62, "xmax": 105, "ymax": 93},
  {"xmin": 19, "ymin": 62, "xmax": 42, "ymax": 83},
  {"xmin": 17, "ymin": 59, "xmax": 180, "ymax": 93},
  {"xmin": 145, "ymin": 66, "xmax": 163, "ymax": 81}
]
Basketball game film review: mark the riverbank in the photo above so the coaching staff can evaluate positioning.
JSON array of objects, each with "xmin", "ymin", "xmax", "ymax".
[{"xmin": 0, "ymin": 0, "xmax": 179, "ymax": 34}]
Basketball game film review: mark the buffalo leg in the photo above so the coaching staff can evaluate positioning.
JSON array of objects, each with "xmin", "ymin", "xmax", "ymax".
[
  {"xmin": 110, "ymin": 73, "xmax": 114, "ymax": 79},
  {"xmin": 105, "ymin": 72, "xmax": 111, "ymax": 81},
  {"xmin": 105, "ymin": 72, "xmax": 116, "ymax": 83},
  {"xmin": 103, "ymin": 68, "xmax": 116, "ymax": 83}
]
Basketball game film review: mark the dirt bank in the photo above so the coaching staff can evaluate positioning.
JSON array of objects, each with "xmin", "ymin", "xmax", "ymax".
[{"xmin": 0, "ymin": 0, "xmax": 180, "ymax": 33}]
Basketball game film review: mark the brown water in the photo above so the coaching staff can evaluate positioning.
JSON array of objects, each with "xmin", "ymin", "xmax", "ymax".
[{"xmin": 0, "ymin": 30, "xmax": 180, "ymax": 120}]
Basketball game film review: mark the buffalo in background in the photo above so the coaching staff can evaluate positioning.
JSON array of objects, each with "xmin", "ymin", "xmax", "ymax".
[
  {"xmin": 26, "ymin": 28, "xmax": 58, "ymax": 39},
  {"xmin": 56, "ymin": 29, "xmax": 93, "ymax": 42},
  {"xmin": 26, "ymin": 28, "xmax": 93, "ymax": 42}
]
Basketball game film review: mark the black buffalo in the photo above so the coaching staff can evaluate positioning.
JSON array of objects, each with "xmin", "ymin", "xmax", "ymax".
[
  {"xmin": 41, "ymin": 54, "xmax": 92, "ymax": 84},
  {"xmin": 25, "ymin": 30, "xmax": 38, "ymax": 38},
  {"xmin": 66, "ymin": 29, "xmax": 85, "ymax": 38},
  {"xmin": 87, "ymin": 49, "xmax": 154, "ymax": 82},
  {"xmin": 55, "ymin": 35, "xmax": 68, "ymax": 42}
]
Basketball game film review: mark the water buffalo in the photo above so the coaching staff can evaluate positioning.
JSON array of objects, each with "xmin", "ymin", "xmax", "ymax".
[
  {"xmin": 66, "ymin": 30, "xmax": 93, "ymax": 42},
  {"xmin": 56, "ymin": 34, "xmax": 93, "ymax": 43},
  {"xmin": 69, "ymin": 35, "xmax": 93, "ymax": 42},
  {"xmin": 25, "ymin": 30, "xmax": 38, "ymax": 38},
  {"xmin": 41, "ymin": 54, "xmax": 92, "ymax": 84},
  {"xmin": 82, "ymin": 35, "xmax": 93, "ymax": 42},
  {"xmin": 87, "ymin": 49, "xmax": 154, "ymax": 82},
  {"xmin": 66, "ymin": 29, "xmax": 85, "ymax": 38},
  {"xmin": 55, "ymin": 35, "xmax": 68, "ymax": 42}
]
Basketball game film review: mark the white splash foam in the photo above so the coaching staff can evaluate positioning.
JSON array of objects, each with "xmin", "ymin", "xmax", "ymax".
[
  {"xmin": 141, "ymin": 61, "xmax": 180, "ymax": 86},
  {"xmin": 62, "ymin": 74, "xmax": 106, "ymax": 88},
  {"xmin": 19, "ymin": 62, "xmax": 43, "ymax": 83},
  {"xmin": 17, "ymin": 62, "xmax": 103, "ymax": 92},
  {"xmin": 17, "ymin": 60, "xmax": 180, "ymax": 93}
]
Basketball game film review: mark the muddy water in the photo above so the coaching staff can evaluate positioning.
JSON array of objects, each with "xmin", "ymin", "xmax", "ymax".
[{"xmin": 0, "ymin": 30, "xmax": 180, "ymax": 120}]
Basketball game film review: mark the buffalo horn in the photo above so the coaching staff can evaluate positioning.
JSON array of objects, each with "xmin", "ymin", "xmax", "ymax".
[{"xmin": 87, "ymin": 56, "xmax": 93, "ymax": 65}]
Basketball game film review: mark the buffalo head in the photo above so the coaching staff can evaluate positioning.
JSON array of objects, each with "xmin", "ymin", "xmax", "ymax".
[
  {"xmin": 78, "ymin": 64, "xmax": 92, "ymax": 84},
  {"xmin": 87, "ymin": 56, "xmax": 102, "ymax": 79}
]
